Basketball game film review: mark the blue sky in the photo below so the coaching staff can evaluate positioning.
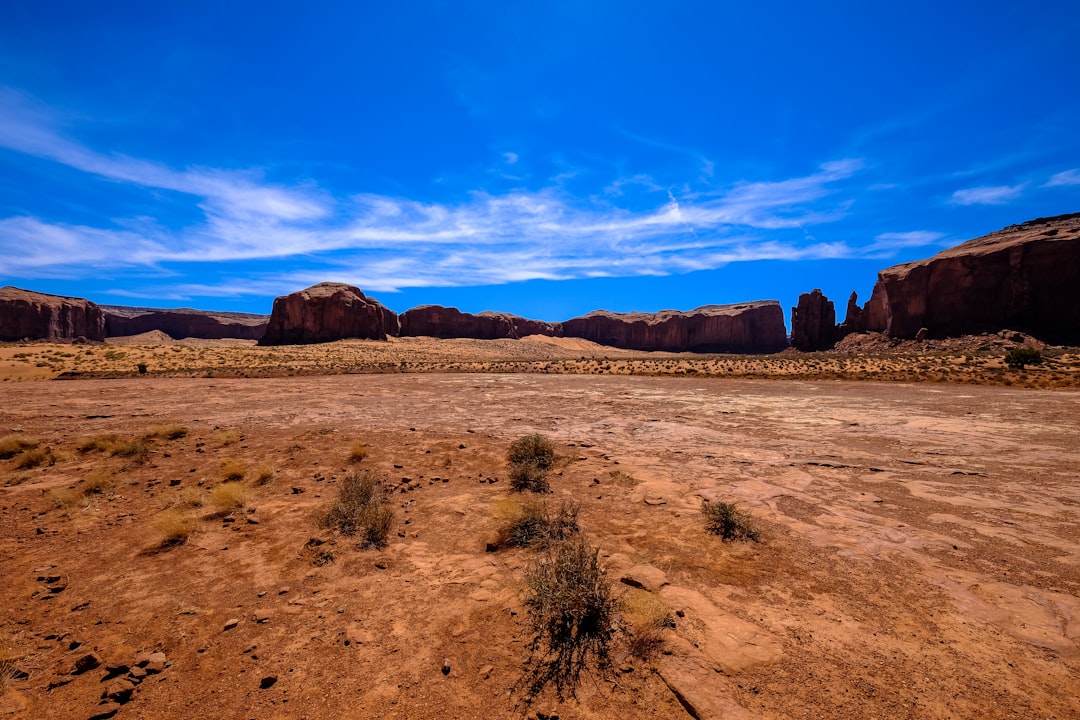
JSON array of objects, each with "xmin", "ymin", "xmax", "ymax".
[{"xmin": 1, "ymin": 1, "xmax": 1078, "ymax": 324}]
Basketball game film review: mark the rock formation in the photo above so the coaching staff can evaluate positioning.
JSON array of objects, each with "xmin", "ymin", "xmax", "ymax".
[
  {"xmin": 399, "ymin": 305, "xmax": 560, "ymax": 340},
  {"xmin": 102, "ymin": 306, "xmax": 268, "ymax": 340},
  {"xmin": 790, "ymin": 289, "xmax": 837, "ymax": 351},
  {"xmin": 0, "ymin": 286, "xmax": 105, "ymax": 342},
  {"xmin": 561, "ymin": 301, "xmax": 787, "ymax": 353},
  {"xmin": 845, "ymin": 213, "xmax": 1080, "ymax": 342},
  {"xmin": 259, "ymin": 283, "xmax": 399, "ymax": 345}
]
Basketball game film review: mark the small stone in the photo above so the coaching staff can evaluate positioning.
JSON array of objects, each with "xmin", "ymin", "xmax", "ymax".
[
  {"xmin": 441, "ymin": 658, "xmax": 451, "ymax": 676},
  {"xmin": 259, "ymin": 675, "xmax": 278, "ymax": 689},
  {"xmin": 102, "ymin": 678, "xmax": 135, "ymax": 703},
  {"xmin": 87, "ymin": 702, "xmax": 121, "ymax": 720},
  {"xmin": 223, "ymin": 618, "xmax": 240, "ymax": 631},
  {"xmin": 254, "ymin": 611, "xmax": 271, "ymax": 624},
  {"xmin": 278, "ymin": 587, "xmax": 290, "ymax": 595},
  {"xmin": 128, "ymin": 666, "xmax": 147, "ymax": 681},
  {"xmin": 133, "ymin": 651, "xmax": 152, "ymax": 667},
  {"xmin": 145, "ymin": 660, "xmax": 165, "ymax": 674},
  {"xmin": 479, "ymin": 664, "xmax": 494, "ymax": 680},
  {"xmin": 102, "ymin": 662, "xmax": 129, "ymax": 679},
  {"xmin": 72, "ymin": 652, "xmax": 101, "ymax": 674},
  {"xmin": 147, "ymin": 651, "xmax": 166, "ymax": 664}
]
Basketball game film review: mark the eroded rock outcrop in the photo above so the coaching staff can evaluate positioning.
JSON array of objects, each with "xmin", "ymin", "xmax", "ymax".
[
  {"xmin": 562, "ymin": 301, "xmax": 787, "ymax": 353},
  {"xmin": 0, "ymin": 286, "xmax": 105, "ymax": 342},
  {"xmin": 846, "ymin": 213, "xmax": 1080, "ymax": 342},
  {"xmin": 259, "ymin": 283, "xmax": 399, "ymax": 345},
  {"xmin": 102, "ymin": 306, "xmax": 268, "ymax": 340},
  {"xmin": 399, "ymin": 305, "xmax": 560, "ymax": 339},
  {"xmin": 790, "ymin": 289, "xmax": 837, "ymax": 351}
]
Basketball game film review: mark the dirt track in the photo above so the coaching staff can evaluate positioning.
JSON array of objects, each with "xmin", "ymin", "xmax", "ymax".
[{"xmin": 1, "ymin": 375, "xmax": 1078, "ymax": 718}]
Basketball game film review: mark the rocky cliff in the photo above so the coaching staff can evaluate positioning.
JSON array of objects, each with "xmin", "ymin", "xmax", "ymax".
[
  {"xmin": 562, "ymin": 301, "xmax": 787, "ymax": 353},
  {"xmin": 845, "ymin": 213, "xmax": 1080, "ymax": 342},
  {"xmin": 0, "ymin": 286, "xmax": 105, "ymax": 342},
  {"xmin": 102, "ymin": 306, "xmax": 268, "ymax": 340},
  {"xmin": 399, "ymin": 305, "xmax": 561, "ymax": 340},
  {"xmin": 790, "ymin": 289, "xmax": 837, "ymax": 351},
  {"xmin": 259, "ymin": 283, "xmax": 399, "ymax": 345}
]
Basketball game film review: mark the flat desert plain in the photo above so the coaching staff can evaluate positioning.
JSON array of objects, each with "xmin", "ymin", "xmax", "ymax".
[{"xmin": 1, "ymin": 373, "xmax": 1078, "ymax": 719}]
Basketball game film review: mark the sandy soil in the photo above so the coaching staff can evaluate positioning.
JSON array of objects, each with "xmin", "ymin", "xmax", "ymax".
[{"xmin": 1, "ymin": 374, "xmax": 1077, "ymax": 719}]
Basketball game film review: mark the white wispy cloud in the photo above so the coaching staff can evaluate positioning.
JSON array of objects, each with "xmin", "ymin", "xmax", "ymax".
[
  {"xmin": 948, "ymin": 184, "xmax": 1026, "ymax": 206},
  {"xmin": 863, "ymin": 230, "xmax": 946, "ymax": 255},
  {"xmin": 1043, "ymin": 169, "xmax": 1080, "ymax": 188},
  {"xmin": 0, "ymin": 88, "xmax": 890, "ymax": 296}
]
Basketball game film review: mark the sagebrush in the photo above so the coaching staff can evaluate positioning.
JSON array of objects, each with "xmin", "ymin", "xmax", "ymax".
[
  {"xmin": 508, "ymin": 434, "xmax": 557, "ymax": 492},
  {"xmin": 701, "ymin": 499, "xmax": 760, "ymax": 542},
  {"xmin": 496, "ymin": 498, "xmax": 579, "ymax": 549},
  {"xmin": 320, "ymin": 470, "xmax": 394, "ymax": 549}
]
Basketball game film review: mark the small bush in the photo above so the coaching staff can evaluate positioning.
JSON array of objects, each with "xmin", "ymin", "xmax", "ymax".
[
  {"xmin": 1005, "ymin": 347, "xmax": 1043, "ymax": 369},
  {"xmin": 220, "ymin": 458, "xmax": 247, "ymax": 482},
  {"xmin": 508, "ymin": 433, "xmax": 556, "ymax": 469},
  {"xmin": 702, "ymin": 499, "xmax": 760, "ymax": 542},
  {"xmin": 111, "ymin": 441, "xmax": 150, "ymax": 459},
  {"xmin": 496, "ymin": 498, "xmax": 579, "ymax": 549},
  {"xmin": 76, "ymin": 434, "xmax": 121, "ymax": 453},
  {"xmin": 146, "ymin": 424, "xmax": 187, "ymax": 440},
  {"xmin": 209, "ymin": 481, "xmax": 247, "ymax": 512},
  {"xmin": 137, "ymin": 363, "xmax": 148, "ymax": 374},
  {"xmin": 348, "ymin": 441, "xmax": 369, "ymax": 463},
  {"xmin": 509, "ymin": 463, "xmax": 552, "ymax": 493},
  {"xmin": 152, "ymin": 509, "xmax": 197, "ymax": 544},
  {"xmin": 48, "ymin": 487, "xmax": 84, "ymax": 511},
  {"xmin": 319, "ymin": 470, "xmax": 394, "ymax": 549},
  {"xmin": 0, "ymin": 435, "xmax": 38, "ymax": 460},
  {"xmin": 16, "ymin": 446, "xmax": 54, "ymax": 469},
  {"xmin": 254, "ymin": 462, "xmax": 276, "ymax": 485},
  {"xmin": 520, "ymin": 537, "xmax": 616, "ymax": 700}
]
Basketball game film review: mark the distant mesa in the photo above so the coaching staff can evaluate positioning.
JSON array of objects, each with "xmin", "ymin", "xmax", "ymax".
[
  {"xmin": 561, "ymin": 301, "xmax": 789, "ymax": 353},
  {"xmin": 102, "ymin": 305, "xmax": 268, "ymax": 341},
  {"xmin": 259, "ymin": 282, "xmax": 399, "ymax": 346},
  {"xmin": 790, "ymin": 289, "xmax": 837, "ymax": 352},
  {"xmin": 399, "ymin": 305, "xmax": 561, "ymax": 340},
  {"xmin": 0, "ymin": 286, "xmax": 105, "ymax": 343}
]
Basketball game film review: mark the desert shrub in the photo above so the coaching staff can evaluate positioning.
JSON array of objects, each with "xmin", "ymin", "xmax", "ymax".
[
  {"xmin": 508, "ymin": 433, "xmax": 556, "ymax": 469},
  {"xmin": 0, "ymin": 435, "xmax": 38, "ymax": 460},
  {"xmin": 1005, "ymin": 347, "xmax": 1043, "ymax": 369},
  {"xmin": 48, "ymin": 487, "xmax": 84, "ymax": 511},
  {"xmin": 520, "ymin": 537, "xmax": 616, "ymax": 700},
  {"xmin": 509, "ymin": 463, "xmax": 552, "ymax": 493},
  {"xmin": 146, "ymin": 424, "xmax": 187, "ymax": 440},
  {"xmin": 214, "ymin": 429, "xmax": 241, "ymax": 446},
  {"xmin": 76, "ymin": 434, "xmax": 121, "ymax": 453},
  {"xmin": 209, "ymin": 481, "xmax": 247, "ymax": 511},
  {"xmin": 319, "ymin": 470, "xmax": 394, "ymax": 549},
  {"xmin": 152, "ymin": 509, "xmax": 197, "ymax": 544},
  {"xmin": 174, "ymin": 487, "xmax": 204, "ymax": 508},
  {"xmin": 137, "ymin": 363, "xmax": 148, "ymax": 374},
  {"xmin": 496, "ymin": 498, "xmax": 579, "ymax": 549},
  {"xmin": 16, "ymin": 446, "xmax": 54, "ymax": 469},
  {"xmin": 79, "ymin": 471, "xmax": 113, "ymax": 496},
  {"xmin": 702, "ymin": 499, "xmax": 760, "ymax": 542},
  {"xmin": 220, "ymin": 458, "xmax": 247, "ymax": 481},
  {"xmin": 620, "ymin": 589, "xmax": 673, "ymax": 660},
  {"xmin": 254, "ymin": 462, "xmax": 276, "ymax": 485},
  {"xmin": 111, "ymin": 440, "xmax": 150, "ymax": 459},
  {"xmin": 348, "ymin": 441, "xmax": 369, "ymax": 463}
]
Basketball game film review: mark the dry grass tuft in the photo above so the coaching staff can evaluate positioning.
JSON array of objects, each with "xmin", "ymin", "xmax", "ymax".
[
  {"xmin": 208, "ymin": 481, "xmax": 247, "ymax": 512},
  {"xmin": 76, "ymin": 434, "xmax": 121, "ymax": 453},
  {"xmin": 79, "ymin": 470, "xmax": 113, "ymax": 496},
  {"xmin": 145, "ymin": 423, "xmax": 188, "ymax": 440},
  {"xmin": 254, "ymin": 461, "xmax": 276, "ymax": 485},
  {"xmin": 701, "ymin": 499, "xmax": 760, "ymax": 542},
  {"xmin": 348, "ymin": 441, "xmax": 369, "ymax": 463},
  {"xmin": 48, "ymin": 487, "xmax": 84, "ymax": 511},
  {"xmin": 319, "ymin": 470, "xmax": 394, "ymax": 549},
  {"xmin": 219, "ymin": 458, "xmax": 247, "ymax": 482},
  {"xmin": 493, "ymin": 497, "xmax": 579, "ymax": 549},
  {"xmin": 508, "ymin": 434, "xmax": 557, "ymax": 493},
  {"xmin": 16, "ymin": 446, "xmax": 55, "ymax": 469},
  {"xmin": 152, "ymin": 509, "xmax": 197, "ymax": 545},
  {"xmin": 110, "ymin": 440, "xmax": 150, "ymax": 460},
  {"xmin": 0, "ymin": 631, "xmax": 20, "ymax": 689},
  {"xmin": 173, "ymin": 487, "xmax": 204, "ymax": 508},
  {"xmin": 214, "ymin": 428, "xmax": 241, "ymax": 446},
  {"xmin": 620, "ymin": 588, "xmax": 672, "ymax": 660},
  {"xmin": 0, "ymin": 435, "xmax": 38, "ymax": 460}
]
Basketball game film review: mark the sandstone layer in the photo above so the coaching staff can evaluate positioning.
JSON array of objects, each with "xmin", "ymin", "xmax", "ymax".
[
  {"xmin": 561, "ymin": 301, "xmax": 787, "ymax": 353},
  {"xmin": 0, "ymin": 286, "xmax": 105, "ymax": 342},
  {"xmin": 259, "ymin": 283, "xmax": 399, "ymax": 345},
  {"xmin": 102, "ymin": 306, "xmax": 268, "ymax": 340},
  {"xmin": 845, "ymin": 213, "xmax": 1080, "ymax": 342},
  {"xmin": 790, "ymin": 289, "xmax": 837, "ymax": 351},
  {"xmin": 399, "ymin": 305, "xmax": 560, "ymax": 340}
]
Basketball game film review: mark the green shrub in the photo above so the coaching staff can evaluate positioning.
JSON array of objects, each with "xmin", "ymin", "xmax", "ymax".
[
  {"xmin": 1005, "ymin": 347, "xmax": 1043, "ymax": 369},
  {"xmin": 319, "ymin": 470, "xmax": 394, "ymax": 549},
  {"xmin": 519, "ymin": 537, "xmax": 616, "ymax": 700},
  {"xmin": 702, "ymin": 499, "xmax": 760, "ymax": 542}
]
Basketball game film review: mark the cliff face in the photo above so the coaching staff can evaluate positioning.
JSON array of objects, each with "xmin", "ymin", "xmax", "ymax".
[
  {"xmin": 561, "ymin": 301, "xmax": 788, "ymax": 353},
  {"xmin": 790, "ymin": 289, "xmax": 837, "ymax": 351},
  {"xmin": 259, "ymin": 283, "xmax": 399, "ymax": 345},
  {"xmin": 102, "ymin": 307, "xmax": 268, "ymax": 340},
  {"xmin": 845, "ymin": 213, "xmax": 1080, "ymax": 342},
  {"xmin": 0, "ymin": 286, "xmax": 105, "ymax": 342},
  {"xmin": 399, "ymin": 305, "xmax": 561, "ymax": 340}
]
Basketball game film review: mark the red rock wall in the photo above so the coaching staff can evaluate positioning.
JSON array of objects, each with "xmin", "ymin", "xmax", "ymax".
[
  {"xmin": 399, "ymin": 306, "xmax": 561, "ymax": 339},
  {"xmin": 0, "ymin": 287, "xmax": 105, "ymax": 342},
  {"xmin": 259, "ymin": 283, "xmax": 399, "ymax": 345},
  {"xmin": 790, "ymin": 289, "xmax": 837, "ymax": 351},
  {"xmin": 103, "ymin": 310, "xmax": 268, "ymax": 340}
]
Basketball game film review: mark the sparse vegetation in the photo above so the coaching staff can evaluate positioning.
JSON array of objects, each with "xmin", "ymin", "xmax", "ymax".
[
  {"xmin": 254, "ymin": 461, "xmax": 276, "ymax": 485},
  {"xmin": 16, "ymin": 446, "xmax": 54, "ymax": 469},
  {"xmin": 152, "ymin": 509, "xmax": 197, "ymax": 545},
  {"xmin": 76, "ymin": 434, "xmax": 121, "ymax": 453},
  {"xmin": 1005, "ymin": 347, "xmax": 1043, "ymax": 369},
  {"xmin": 0, "ymin": 631, "xmax": 19, "ymax": 689},
  {"xmin": 48, "ymin": 487, "xmax": 84, "ymax": 511},
  {"xmin": 348, "ymin": 441, "xmax": 369, "ymax": 463},
  {"xmin": 494, "ymin": 497, "xmax": 579, "ymax": 549},
  {"xmin": 319, "ymin": 470, "xmax": 394, "ymax": 549},
  {"xmin": 111, "ymin": 440, "xmax": 150, "ymax": 459},
  {"xmin": 219, "ymin": 457, "xmax": 246, "ymax": 481},
  {"xmin": 507, "ymin": 434, "xmax": 557, "ymax": 492},
  {"xmin": 0, "ymin": 435, "xmax": 38, "ymax": 460},
  {"xmin": 214, "ymin": 428, "xmax": 241, "ymax": 446},
  {"xmin": 702, "ymin": 499, "xmax": 760, "ymax": 542},
  {"xmin": 209, "ymin": 481, "xmax": 247, "ymax": 512},
  {"xmin": 146, "ymin": 423, "xmax": 187, "ymax": 440},
  {"xmin": 79, "ymin": 471, "xmax": 113, "ymax": 496},
  {"xmin": 519, "ymin": 536, "xmax": 616, "ymax": 700},
  {"xmin": 620, "ymin": 588, "xmax": 672, "ymax": 660}
]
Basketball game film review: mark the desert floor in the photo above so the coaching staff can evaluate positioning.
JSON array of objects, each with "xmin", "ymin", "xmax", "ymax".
[{"xmin": 1, "ymin": 373, "xmax": 1078, "ymax": 719}]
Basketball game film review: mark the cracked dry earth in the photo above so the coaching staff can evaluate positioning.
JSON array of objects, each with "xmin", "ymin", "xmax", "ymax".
[{"xmin": 1, "ymin": 374, "xmax": 1078, "ymax": 719}]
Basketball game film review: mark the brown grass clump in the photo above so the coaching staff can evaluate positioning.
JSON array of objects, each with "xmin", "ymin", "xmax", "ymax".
[
  {"xmin": 620, "ymin": 588, "xmax": 672, "ymax": 660},
  {"xmin": 0, "ymin": 631, "xmax": 20, "ymax": 689},
  {"xmin": 520, "ymin": 536, "xmax": 616, "ymax": 700},
  {"xmin": 16, "ymin": 446, "xmax": 54, "ymax": 469},
  {"xmin": 214, "ymin": 428, "xmax": 241, "ymax": 446},
  {"xmin": 254, "ymin": 461, "xmax": 276, "ymax": 485},
  {"xmin": 110, "ymin": 440, "xmax": 150, "ymax": 459},
  {"xmin": 0, "ymin": 435, "xmax": 38, "ymax": 460},
  {"xmin": 151, "ymin": 509, "xmax": 197, "ymax": 545},
  {"xmin": 145, "ymin": 423, "xmax": 188, "ymax": 440},
  {"xmin": 702, "ymin": 499, "xmax": 760, "ymax": 542},
  {"xmin": 219, "ymin": 458, "xmax": 247, "ymax": 482},
  {"xmin": 319, "ymin": 470, "xmax": 394, "ymax": 549},
  {"xmin": 507, "ymin": 433, "xmax": 557, "ymax": 493},
  {"xmin": 76, "ymin": 434, "xmax": 121, "ymax": 453},
  {"xmin": 79, "ymin": 471, "xmax": 113, "ymax": 497},
  {"xmin": 494, "ymin": 497, "xmax": 579, "ymax": 549},
  {"xmin": 48, "ymin": 487, "xmax": 84, "ymax": 511},
  {"xmin": 208, "ymin": 481, "xmax": 247, "ymax": 512},
  {"xmin": 174, "ymin": 487, "xmax": 204, "ymax": 508},
  {"xmin": 348, "ymin": 441, "xmax": 369, "ymax": 463}
]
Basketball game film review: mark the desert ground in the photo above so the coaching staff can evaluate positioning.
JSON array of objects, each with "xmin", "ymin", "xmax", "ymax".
[{"xmin": 1, "ymin": 356, "xmax": 1078, "ymax": 719}]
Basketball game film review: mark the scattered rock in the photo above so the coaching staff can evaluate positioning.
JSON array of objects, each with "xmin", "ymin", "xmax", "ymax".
[
  {"xmin": 86, "ymin": 702, "xmax": 122, "ymax": 720},
  {"xmin": 102, "ymin": 678, "xmax": 135, "ymax": 703},
  {"xmin": 223, "ymin": 618, "xmax": 240, "ymax": 631},
  {"xmin": 72, "ymin": 652, "xmax": 101, "ymax": 675},
  {"xmin": 619, "ymin": 564, "xmax": 670, "ymax": 593},
  {"xmin": 479, "ymin": 664, "xmax": 494, "ymax": 680},
  {"xmin": 259, "ymin": 675, "xmax": 278, "ymax": 689},
  {"xmin": 441, "ymin": 658, "xmax": 451, "ymax": 676}
]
